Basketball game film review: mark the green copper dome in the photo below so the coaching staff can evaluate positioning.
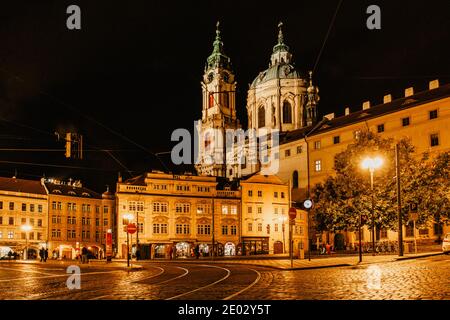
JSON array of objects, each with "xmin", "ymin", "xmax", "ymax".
[{"xmin": 206, "ymin": 21, "xmax": 232, "ymax": 70}]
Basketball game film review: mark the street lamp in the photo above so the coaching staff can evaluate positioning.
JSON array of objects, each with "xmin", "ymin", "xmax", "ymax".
[
  {"xmin": 361, "ymin": 156, "xmax": 383, "ymax": 256},
  {"xmin": 21, "ymin": 224, "xmax": 32, "ymax": 260},
  {"xmin": 122, "ymin": 213, "xmax": 134, "ymax": 267}
]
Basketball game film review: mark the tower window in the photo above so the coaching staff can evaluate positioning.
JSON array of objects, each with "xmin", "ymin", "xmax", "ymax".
[
  {"xmin": 258, "ymin": 106, "xmax": 265, "ymax": 128},
  {"xmin": 209, "ymin": 93, "xmax": 214, "ymax": 108},
  {"xmin": 282, "ymin": 101, "xmax": 292, "ymax": 124},
  {"xmin": 222, "ymin": 92, "xmax": 229, "ymax": 108}
]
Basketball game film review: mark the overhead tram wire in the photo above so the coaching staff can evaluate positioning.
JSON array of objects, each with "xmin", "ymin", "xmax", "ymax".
[
  {"xmin": 312, "ymin": 0, "xmax": 343, "ymax": 74},
  {"xmin": 0, "ymin": 160, "xmax": 137, "ymax": 173},
  {"xmin": 0, "ymin": 64, "xmax": 170, "ymax": 174},
  {"xmin": 0, "ymin": 113, "xmax": 135, "ymax": 176}
]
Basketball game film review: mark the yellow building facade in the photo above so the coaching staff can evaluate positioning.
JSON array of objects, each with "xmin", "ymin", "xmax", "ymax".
[
  {"xmin": 0, "ymin": 177, "xmax": 48, "ymax": 259},
  {"xmin": 240, "ymin": 174, "xmax": 307, "ymax": 256},
  {"xmin": 276, "ymin": 80, "xmax": 450, "ymax": 248},
  {"xmin": 45, "ymin": 181, "xmax": 115, "ymax": 259},
  {"xmin": 116, "ymin": 172, "xmax": 241, "ymax": 259}
]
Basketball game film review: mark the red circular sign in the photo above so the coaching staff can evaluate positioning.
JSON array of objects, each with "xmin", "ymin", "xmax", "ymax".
[
  {"xmin": 127, "ymin": 223, "xmax": 137, "ymax": 234},
  {"xmin": 289, "ymin": 207, "xmax": 297, "ymax": 220}
]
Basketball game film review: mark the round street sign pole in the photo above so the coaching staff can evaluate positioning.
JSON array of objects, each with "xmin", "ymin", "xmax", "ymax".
[
  {"xmin": 289, "ymin": 208, "xmax": 297, "ymax": 268},
  {"xmin": 126, "ymin": 224, "xmax": 137, "ymax": 267}
]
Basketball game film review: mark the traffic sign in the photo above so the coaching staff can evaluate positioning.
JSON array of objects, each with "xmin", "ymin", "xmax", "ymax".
[{"xmin": 127, "ymin": 223, "xmax": 137, "ymax": 234}]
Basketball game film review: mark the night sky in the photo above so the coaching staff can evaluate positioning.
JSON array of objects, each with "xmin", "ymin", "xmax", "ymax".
[{"xmin": 0, "ymin": 0, "xmax": 449, "ymax": 192}]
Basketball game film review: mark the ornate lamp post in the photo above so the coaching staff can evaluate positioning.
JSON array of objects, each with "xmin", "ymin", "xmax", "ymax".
[
  {"xmin": 122, "ymin": 213, "xmax": 134, "ymax": 267},
  {"xmin": 21, "ymin": 224, "xmax": 32, "ymax": 260},
  {"xmin": 361, "ymin": 156, "xmax": 383, "ymax": 256}
]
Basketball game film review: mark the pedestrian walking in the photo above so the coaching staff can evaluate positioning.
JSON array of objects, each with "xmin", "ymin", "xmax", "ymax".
[
  {"xmin": 44, "ymin": 248, "xmax": 48, "ymax": 262},
  {"xmin": 194, "ymin": 244, "xmax": 200, "ymax": 259},
  {"xmin": 81, "ymin": 247, "xmax": 88, "ymax": 264},
  {"xmin": 39, "ymin": 248, "xmax": 44, "ymax": 262}
]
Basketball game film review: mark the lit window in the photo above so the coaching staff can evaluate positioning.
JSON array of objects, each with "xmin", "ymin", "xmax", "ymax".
[
  {"xmin": 314, "ymin": 141, "xmax": 321, "ymax": 149},
  {"xmin": 257, "ymin": 191, "xmax": 262, "ymax": 197},
  {"xmin": 296, "ymin": 146, "xmax": 302, "ymax": 154},
  {"xmin": 285, "ymin": 149, "xmax": 291, "ymax": 157},
  {"xmin": 315, "ymin": 160, "xmax": 322, "ymax": 172},
  {"xmin": 257, "ymin": 207, "xmax": 262, "ymax": 214},
  {"xmin": 222, "ymin": 205, "xmax": 228, "ymax": 214},
  {"xmin": 248, "ymin": 223, "xmax": 252, "ymax": 232}
]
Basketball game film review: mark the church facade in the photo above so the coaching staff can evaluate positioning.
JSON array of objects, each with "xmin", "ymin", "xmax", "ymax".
[{"xmin": 195, "ymin": 22, "xmax": 450, "ymax": 249}]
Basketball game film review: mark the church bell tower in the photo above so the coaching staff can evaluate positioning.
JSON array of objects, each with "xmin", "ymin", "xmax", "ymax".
[{"xmin": 196, "ymin": 22, "xmax": 240, "ymax": 177}]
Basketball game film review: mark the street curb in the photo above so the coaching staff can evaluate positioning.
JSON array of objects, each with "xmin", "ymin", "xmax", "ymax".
[
  {"xmin": 139, "ymin": 259, "xmax": 352, "ymax": 271},
  {"xmin": 394, "ymin": 252, "xmax": 443, "ymax": 261}
]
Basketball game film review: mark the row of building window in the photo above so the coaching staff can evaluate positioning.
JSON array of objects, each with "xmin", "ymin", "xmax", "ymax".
[
  {"xmin": 247, "ymin": 223, "xmax": 303, "ymax": 235},
  {"xmin": 0, "ymin": 216, "xmax": 43, "ymax": 226},
  {"xmin": 52, "ymin": 202, "xmax": 109, "ymax": 213},
  {"xmin": 50, "ymin": 229, "xmax": 106, "ymax": 240},
  {"xmin": 0, "ymin": 231, "xmax": 43, "ymax": 240},
  {"xmin": 247, "ymin": 190, "xmax": 285, "ymax": 198},
  {"xmin": 0, "ymin": 202, "xmax": 43, "ymax": 212},
  {"xmin": 247, "ymin": 206, "xmax": 286, "ymax": 214},
  {"xmin": 150, "ymin": 184, "xmax": 211, "ymax": 193},
  {"xmin": 283, "ymin": 109, "xmax": 441, "ymax": 158},
  {"xmin": 51, "ymin": 215, "xmax": 109, "ymax": 226},
  {"xmin": 150, "ymin": 202, "xmax": 237, "ymax": 215}
]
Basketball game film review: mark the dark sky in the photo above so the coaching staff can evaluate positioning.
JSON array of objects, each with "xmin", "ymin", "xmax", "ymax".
[{"xmin": 0, "ymin": 0, "xmax": 449, "ymax": 192}]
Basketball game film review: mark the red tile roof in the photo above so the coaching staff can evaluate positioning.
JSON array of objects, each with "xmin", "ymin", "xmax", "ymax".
[{"xmin": 0, "ymin": 177, "xmax": 47, "ymax": 195}]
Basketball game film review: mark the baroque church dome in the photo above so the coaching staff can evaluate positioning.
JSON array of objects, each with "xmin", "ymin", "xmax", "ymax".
[{"xmin": 250, "ymin": 22, "xmax": 305, "ymax": 88}]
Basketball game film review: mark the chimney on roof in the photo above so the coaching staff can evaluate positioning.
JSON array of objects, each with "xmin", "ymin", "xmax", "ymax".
[
  {"xmin": 429, "ymin": 79, "xmax": 439, "ymax": 90},
  {"xmin": 383, "ymin": 94, "xmax": 392, "ymax": 103},
  {"xmin": 324, "ymin": 113, "xmax": 335, "ymax": 120},
  {"xmin": 345, "ymin": 107, "xmax": 350, "ymax": 116},
  {"xmin": 118, "ymin": 172, "xmax": 122, "ymax": 183},
  {"xmin": 404, "ymin": 87, "xmax": 414, "ymax": 97},
  {"xmin": 362, "ymin": 101, "xmax": 370, "ymax": 110}
]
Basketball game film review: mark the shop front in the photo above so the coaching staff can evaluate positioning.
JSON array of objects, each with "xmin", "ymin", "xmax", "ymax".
[
  {"xmin": 175, "ymin": 241, "xmax": 191, "ymax": 258},
  {"xmin": 224, "ymin": 242, "xmax": 236, "ymax": 256},
  {"xmin": 242, "ymin": 237, "xmax": 269, "ymax": 255}
]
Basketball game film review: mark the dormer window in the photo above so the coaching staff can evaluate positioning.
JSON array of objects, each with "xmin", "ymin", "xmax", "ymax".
[
  {"xmin": 82, "ymin": 192, "xmax": 91, "ymax": 197},
  {"xmin": 68, "ymin": 191, "xmax": 76, "ymax": 196},
  {"xmin": 52, "ymin": 189, "xmax": 62, "ymax": 194}
]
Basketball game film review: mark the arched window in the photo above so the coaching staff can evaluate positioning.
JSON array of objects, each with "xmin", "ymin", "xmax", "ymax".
[
  {"xmin": 283, "ymin": 101, "xmax": 292, "ymax": 124},
  {"xmin": 258, "ymin": 106, "xmax": 265, "ymax": 128},
  {"xmin": 292, "ymin": 170, "xmax": 299, "ymax": 189},
  {"xmin": 209, "ymin": 93, "xmax": 214, "ymax": 108}
]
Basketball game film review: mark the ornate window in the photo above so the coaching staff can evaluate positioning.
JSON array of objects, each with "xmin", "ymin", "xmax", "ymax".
[
  {"xmin": 258, "ymin": 106, "xmax": 265, "ymax": 128},
  {"xmin": 282, "ymin": 101, "xmax": 292, "ymax": 123}
]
